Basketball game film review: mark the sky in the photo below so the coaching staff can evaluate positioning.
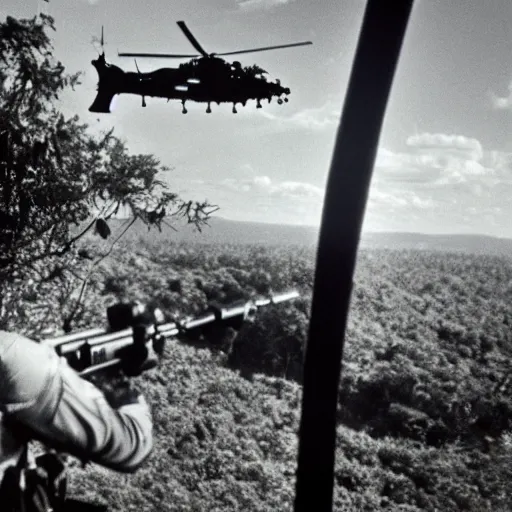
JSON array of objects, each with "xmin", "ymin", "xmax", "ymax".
[{"xmin": 3, "ymin": 0, "xmax": 512, "ymax": 236}]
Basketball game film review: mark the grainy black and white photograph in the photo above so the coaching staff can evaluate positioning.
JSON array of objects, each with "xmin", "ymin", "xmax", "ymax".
[{"xmin": 1, "ymin": 0, "xmax": 512, "ymax": 510}]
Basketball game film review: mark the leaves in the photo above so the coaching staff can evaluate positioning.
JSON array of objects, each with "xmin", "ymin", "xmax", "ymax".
[
  {"xmin": 0, "ymin": 15, "xmax": 218, "ymax": 325},
  {"xmin": 95, "ymin": 218, "xmax": 111, "ymax": 239}
]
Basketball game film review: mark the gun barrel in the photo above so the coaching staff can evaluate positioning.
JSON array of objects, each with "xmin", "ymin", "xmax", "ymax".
[
  {"xmin": 44, "ymin": 288, "xmax": 300, "ymax": 376},
  {"xmin": 254, "ymin": 289, "xmax": 300, "ymax": 307},
  {"xmin": 79, "ymin": 358, "xmax": 121, "ymax": 377},
  {"xmin": 83, "ymin": 328, "xmax": 133, "ymax": 347},
  {"xmin": 272, "ymin": 289, "xmax": 300, "ymax": 303},
  {"xmin": 53, "ymin": 328, "xmax": 133, "ymax": 357},
  {"xmin": 157, "ymin": 322, "xmax": 180, "ymax": 338},
  {"xmin": 42, "ymin": 327, "xmax": 107, "ymax": 348},
  {"xmin": 181, "ymin": 312, "xmax": 217, "ymax": 330},
  {"xmin": 208, "ymin": 303, "xmax": 247, "ymax": 321}
]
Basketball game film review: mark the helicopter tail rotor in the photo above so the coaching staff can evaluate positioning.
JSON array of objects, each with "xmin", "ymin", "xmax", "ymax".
[{"xmin": 91, "ymin": 25, "xmax": 106, "ymax": 56}]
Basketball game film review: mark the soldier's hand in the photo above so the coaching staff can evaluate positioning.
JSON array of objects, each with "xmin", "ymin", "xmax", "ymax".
[{"xmin": 100, "ymin": 376, "xmax": 142, "ymax": 409}]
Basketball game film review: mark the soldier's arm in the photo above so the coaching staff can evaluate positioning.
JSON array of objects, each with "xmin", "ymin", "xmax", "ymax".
[{"xmin": 0, "ymin": 331, "xmax": 153, "ymax": 473}]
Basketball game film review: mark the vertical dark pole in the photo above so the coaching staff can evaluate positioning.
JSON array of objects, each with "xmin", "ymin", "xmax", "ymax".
[{"xmin": 294, "ymin": 1, "xmax": 414, "ymax": 511}]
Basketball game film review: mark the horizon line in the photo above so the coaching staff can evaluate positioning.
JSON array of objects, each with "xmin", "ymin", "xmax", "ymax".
[{"xmin": 103, "ymin": 214, "xmax": 512, "ymax": 241}]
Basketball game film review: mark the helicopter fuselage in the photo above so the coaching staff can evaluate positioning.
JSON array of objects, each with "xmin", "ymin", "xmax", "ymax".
[{"xmin": 89, "ymin": 54, "xmax": 291, "ymax": 114}]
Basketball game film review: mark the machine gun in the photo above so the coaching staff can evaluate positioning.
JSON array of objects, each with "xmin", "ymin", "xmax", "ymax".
[
  {"xmin": 14, "ymin": 290, "xmax": 299, "ymax": 512},
  {"xmin": 42, "ymin": 289, "xmax": 300, "ymax": 378}
]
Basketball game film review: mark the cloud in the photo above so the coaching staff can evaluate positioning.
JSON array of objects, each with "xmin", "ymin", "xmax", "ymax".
[
  {"xmin": 406, "ymin": 132, "xmax": 483, "ymax": 161},
  {"xmin": 175, "ymin": 132, "xmax": 512, "ymax": 233},
  {"xmin": 366, "ymin": 132, "xmax": 512, "ymax": 234},
  {"xmin": 219, "ymin": 175, "xmax": 323, "ymax": 199},
  {"xmin": 186, "ymin": 174, "xmax": 324, "ymax": 225},
  {"xmin": 272, "ymin": 181, "xmax": 324, "ymax": 199},
  {"xmin": 489, "ymin": 81, "xmax": 512, "ymax": 110},
  {"xmin": 374, "ymin": 148, "xmax": 443, "ymax": 185},
  {"xmin": 260, "ymin": 100, "xmax": 341, "ymax": 131},
  {"xmin": 373, "ymin": 133, "xmax": 498, "ymax": 189},
  {"xmin": 368, "ymin": 188, "xmax": 435, "ymax": 210},
  {"xmin": 236, "ymin": 0, "xmax": 295, "ymax": 11},
  {"xmin": 253, "ymin": 175, "xmax": 272, "ymax": 188}
]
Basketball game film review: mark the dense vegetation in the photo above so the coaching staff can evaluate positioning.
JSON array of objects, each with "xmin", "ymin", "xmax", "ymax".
[{"xmin": 6, "ymin": 238, "xmax": 512, "ymax": 511}]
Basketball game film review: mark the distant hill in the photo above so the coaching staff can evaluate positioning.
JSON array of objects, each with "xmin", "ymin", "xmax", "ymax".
[
  {"xmin": 80, "ymin": 216, "xmax": 320, "ymax": 246},
  {"xmin": 360, "ymin": 231, "xmax": 512, "ymax": 257},
  {"xmin": 79, "ymin": 216, "xmax": 512, "ymax": 257}
]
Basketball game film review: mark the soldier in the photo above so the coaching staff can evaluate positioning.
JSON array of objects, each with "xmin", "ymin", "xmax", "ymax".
[{"xmin": 0, "ymin": 330, "xmax": 153, "ymax": 510}]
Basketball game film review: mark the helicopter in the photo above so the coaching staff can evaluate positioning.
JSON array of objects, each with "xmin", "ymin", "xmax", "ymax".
[{"xmin": 89, "ymin": 21, "xmax": 313, "ymax": 115}]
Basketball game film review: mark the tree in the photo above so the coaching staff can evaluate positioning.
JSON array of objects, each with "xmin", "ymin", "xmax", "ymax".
[{"xmin": 0, "ymin": 15, "xmax": 217, "ymax": 331}]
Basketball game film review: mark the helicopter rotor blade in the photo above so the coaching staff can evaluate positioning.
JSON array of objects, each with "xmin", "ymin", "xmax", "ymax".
[
  {"xmin": 118, "ymin": 52, "xmax": 201, "ymax": 59},
  {"xmin": 215, "ymin": 41, "xmax": 313, "ymax": 57},
  {"xmin": 176, "ymin": 21, "xmax": 209, "ymax": 57}
]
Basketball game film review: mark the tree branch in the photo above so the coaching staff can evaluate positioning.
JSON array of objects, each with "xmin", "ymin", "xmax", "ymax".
[{"xmin": 62, "ymin": 216, "xmax": 137, "ymax": 331}]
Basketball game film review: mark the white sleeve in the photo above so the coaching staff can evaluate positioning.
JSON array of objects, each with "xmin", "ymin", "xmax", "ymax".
[{"xmin": 0, "ymin": 331, "xmax": 153, "ymax": 472}]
